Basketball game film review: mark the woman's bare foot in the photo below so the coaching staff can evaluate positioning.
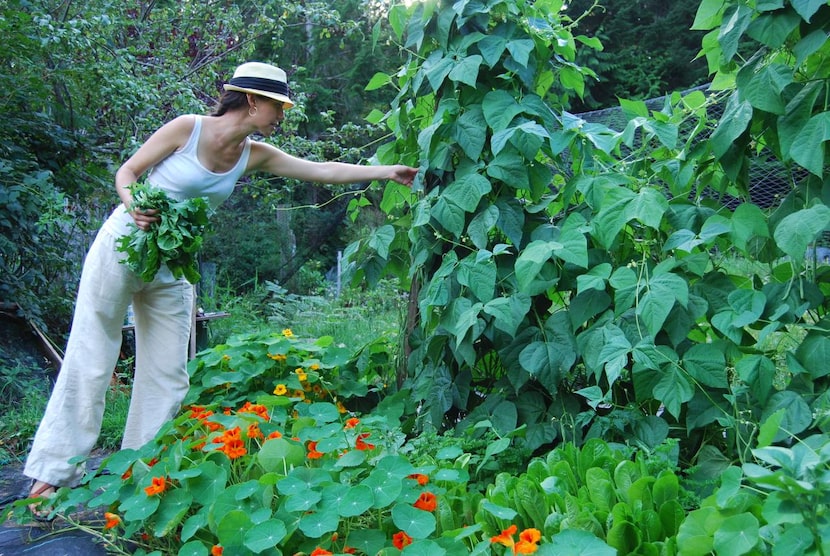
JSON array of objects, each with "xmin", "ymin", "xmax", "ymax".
[{"xmin": 27, "ymin": 480, "xmax": 57, "ymax": 521}]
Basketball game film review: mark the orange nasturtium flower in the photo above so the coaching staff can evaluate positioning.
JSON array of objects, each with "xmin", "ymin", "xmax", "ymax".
[
  {"xmin": 144, "ymin": 476, "xmax": 167, "ymax": 496},
  {"xmin": 273, "ymin": 384, "xmax": 288, "ymax": 396},
  {"xmin": 310, "ymin": 548, "xmax": 333, "ymax": 556},
  {"xmin": 239, "ymin": 402, "xmax": 270, "ymax": 421},
  {"xmin": 267, "ymin": 430, "xmax": 283, "ymax": 440},
  {"xmin": 491, "ymin": 525, "xmax": 541, "ymax": 554},
  {"xmin": 515, "ymin": 529, "xmax": 542, "ymax": 554},
  {"xmin": 103, "ymin": 512, "xmax": 121, "ymax": 529},
  {"xmin": 393, "ymin": 531, "xmax": 413, "ymax": 550},
  {"xmin": 247, "ymin": 423, "xmax": 264, "ymax": 440},
  {"xmin": 210, "ymin": 545, "xmax": 223, "ymax": 556},
  {"xmin": 355, "ymin": 433, "xmax": 375, "ymax": 451},
  {"xmin": 413, "ymin": 491, "xmax": 437, "ymax": 512},
  {"xmin": 307, "ymin": 441, "xmax": 324, "ymax": 459},
  {"xmin": 344, "ymin": 417, "xmax": 360, "ymax": 429},
  {"xmin": 408, "ymin": 473, "xmax": 429, "ymax": 486}
]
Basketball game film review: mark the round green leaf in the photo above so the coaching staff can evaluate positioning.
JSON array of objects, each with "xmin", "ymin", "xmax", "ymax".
[
  {"xmin": 216, "ymin": 510, "xmax": 253, "ymax": 549},
  {"xmin": 392, "ymin": 503, "xmax": 437, "ymax": 539},
  {"xmin": 713, "ymin": 513, "xmax": 760, "ymax": 556},
  {"xmin": 177, "ymin": 541, "xmax": 208, "ymax": 556},
  {"xmin": 244, "ymin": 519, "xmax": 287, "ymax": 552},
  {"xmin": 257, "ymin": 438, "xmax": 306, "ymax": 473},
  {"xmin": 154, "ymin": 488, "xmax": 193, "ymax": 537},
  {"xmin": 338, "ymin": 484, "xmax": 374, "ymax": 517},
  {"xmin": 298, "ymin": 508, "xmax": 339, "ymax": 538}
]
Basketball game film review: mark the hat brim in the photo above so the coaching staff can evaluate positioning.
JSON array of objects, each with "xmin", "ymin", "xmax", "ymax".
[{"xmin": 224, "ymin": 84, "xmax": 294, "ymax": 109}]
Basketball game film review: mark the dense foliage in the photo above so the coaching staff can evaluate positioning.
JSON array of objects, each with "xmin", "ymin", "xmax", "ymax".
[{"xmin": 345, "ymin": 0, "xmax": 830, "ymax": 482}]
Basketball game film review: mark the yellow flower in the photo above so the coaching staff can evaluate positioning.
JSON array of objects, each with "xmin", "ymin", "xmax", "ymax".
[
  {"xmin": 295, "ymin": 368, "xmax": 308, "ymax": 382},
  {"xmin": 310, "ymin": 363, "xmax": 320, "ymax": 370},
  {"xmin": 336, "ymin": 401, "xmax": 347, "ymax": 414},
  {"xmin": 282, "ymin": 328, "xmax": 294, "ymax": 338},
  {"xmin": 267, "ymin": 353, "xmax": 287, "ymax": 362},
  {"xmin": 273, "ymin": 384, "xmax": 287, "ymax": 395}
]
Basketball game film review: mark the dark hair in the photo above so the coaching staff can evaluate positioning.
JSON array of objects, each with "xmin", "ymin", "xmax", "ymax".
[{"xmin": 211, "ymin": 90, "xmax": 249, "ymax": 116}]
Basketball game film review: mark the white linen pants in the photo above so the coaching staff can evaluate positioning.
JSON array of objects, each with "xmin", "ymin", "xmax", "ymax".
[{"xmin": 24, "ymin": 228, "xmax": 194, "ymax": 487}]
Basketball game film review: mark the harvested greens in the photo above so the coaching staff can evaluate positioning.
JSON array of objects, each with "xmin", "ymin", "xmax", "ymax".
[{"xmin": 115, "ymin": 182, "xmax": 211, "ymax": 284}]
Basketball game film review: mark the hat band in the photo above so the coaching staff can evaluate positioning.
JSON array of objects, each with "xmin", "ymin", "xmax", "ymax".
[{"xmin": 229, "ymin": 76, "xmax": 290, "ymax": 97}]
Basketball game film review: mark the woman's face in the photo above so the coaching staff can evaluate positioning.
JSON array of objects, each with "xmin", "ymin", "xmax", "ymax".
[{"xmin": 254, "ymin": 97, "xmax": 285, "ymax": 134}]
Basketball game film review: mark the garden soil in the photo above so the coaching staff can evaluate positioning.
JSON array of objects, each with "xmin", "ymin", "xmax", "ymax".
[{"xmin": 0, "ymin": 315, "xmax": 108, "ymax": 555}]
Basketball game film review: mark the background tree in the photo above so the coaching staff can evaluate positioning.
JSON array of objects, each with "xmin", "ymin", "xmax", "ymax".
[{"xmin": 565, "ymin": 0, "xmax": 710, "ymax": 110}]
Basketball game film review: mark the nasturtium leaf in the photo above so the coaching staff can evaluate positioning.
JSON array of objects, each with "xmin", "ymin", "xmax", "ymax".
[
  {"xmin": 392, "ymin": 504, "xmax": 437, "ymax": 539},
  {"xmin": 154, "ymin": 489, "xmax": 193, "ymax": 537},
  {"xmin": 298, "ymin": 508, "xmax": 339, "ymax": 538},
  {"xmin": 178, "ymin": 541, "xmax": 208, "ymax": 556},
  {"xmin": 243, "ymin": 519, "xmax": 287, "ymax": 552},
  {"xmin": 335, "ymin": 484, "xmax": 374, "ymax": 518},
  {"xmin": 216, "ymin": 510, "xmax": 253, "ymax": 550},
  {"xmin": 120, "ymin": 491, "xmax": 161, "ymax": 522},
  {"xmin": 257, "ymin": 438, "xmax": 306, "ymax": 473},
  {"xmin": 713, "ymin": 513, "xmax": 760, "ymax": 556},
  {"xmin": 676, "ymin": 506, "xmax": 719, "ymax": 555},
  {"xmin": 540, "ymin": 529, "xmax": 616, "ymax": 556}
]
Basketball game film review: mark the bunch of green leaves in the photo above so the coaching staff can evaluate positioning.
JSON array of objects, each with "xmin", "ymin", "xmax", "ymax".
[{"xmin": 116, "ymin": 183, "xmax": 211, "ymax": 284}]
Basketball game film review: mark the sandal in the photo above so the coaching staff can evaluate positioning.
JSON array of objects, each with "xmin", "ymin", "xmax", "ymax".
[{"xmin": 27, "ymin": 479, "xmax": 57, "ymax": 521}]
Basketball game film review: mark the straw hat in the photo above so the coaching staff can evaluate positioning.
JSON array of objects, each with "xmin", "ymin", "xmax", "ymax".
[{"xmin": 223, "ymin": 62, "xmax": 294, "ymax": 109}]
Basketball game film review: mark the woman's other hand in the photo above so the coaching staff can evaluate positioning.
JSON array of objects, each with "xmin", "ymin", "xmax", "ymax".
[{"xmin": 129, "ymin": 207, "xmax": 160, "ymax": 231}]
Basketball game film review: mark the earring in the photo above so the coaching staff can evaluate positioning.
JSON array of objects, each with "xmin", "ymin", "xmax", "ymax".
[{"xmin": 248, "ymin": 106, "xmax": 258, "ymax": 117}]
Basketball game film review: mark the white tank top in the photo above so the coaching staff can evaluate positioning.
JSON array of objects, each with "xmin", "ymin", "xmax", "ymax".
[{"xmin": 103, "ymin": 115, "xmax": 250, "ymax": 238}]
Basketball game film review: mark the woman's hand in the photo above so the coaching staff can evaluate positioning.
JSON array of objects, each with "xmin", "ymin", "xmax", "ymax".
[
  {"xmin": 389, "ymin": 165, "xmax": 418, "ymax": 186},
  {"xmin": 129, "ymin": 207, "xmax": 160, "ymax": 231}
]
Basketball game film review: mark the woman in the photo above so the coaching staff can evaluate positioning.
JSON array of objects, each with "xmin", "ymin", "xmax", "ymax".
[{"xmin": 24, "ymin": 61, "xmax": 417, "ymax": 511}]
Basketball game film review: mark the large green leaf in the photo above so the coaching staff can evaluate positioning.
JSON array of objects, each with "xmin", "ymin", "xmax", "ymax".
[
  {"xmin": 483, "ymin": 293, "xmax": 531, "ymax": 337},
  {"xmin": 442, "ymin": 173, "xmax": 491, "ymax": 212},
  {"xmin": 718, "ymin": 4, "xmax": 753, "ymax": 61},
  {"xmin": 455, "ymin": 106, "xmax": 487, "ymax": 160},
  {"xmin": 795, "ymin": 330, "xmax": 830, "ymax": 379},
  {"xmin": 515, "ymin": 240, "xmax": 558, "ymax": 292},
  {"xmin": 432, "ymin": 197, "xmax": 466, "ymax": 238},
  {"xmin": 458, "ymin": 253, "xmax": 496, "ymax": 302},
  {"xmin": 683, "ymin": 343, "xmax": 727, "ymax": 389},
  {"xmin": 244, "ymin": 519, "xmax": 288, "ymax": 552},
  {"xmin": 710, "ymin": 92, "xmax": 753, "ymax": 158},
  {"xmin": 653, "ymin": 368, "xmax": 694, "ymax": 419},
  {"xmin": 448, "ymin": 54, "xmax": 482, "ymax": 87},
  {"xmin": 792, "ymin": 0, "xmax": 826, "ymax": 22},
  {"xmin": 467, "ymin": 204, "xmax": 500, "ymax": 249},
  {"xmin": 482, "ymin": 90, "xmax": 524, "ymax": 131},
  {"xmin": 773, "ymin": 204, "xmax": 830, "ymax": 260},
  {"xmin": 487, "ymin": 149, "xmax": 530, "ymax": 189},
  {"xmin": 789, "ymin": 112, "xmax": 830, "ymax": 175},
  {"xmin": 625, "ymin": 187, "xmax": 669, "ymax": 230},
  {"xmin": 730, "ymin": 203, "xmax": 770, "ymax": 250}
]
